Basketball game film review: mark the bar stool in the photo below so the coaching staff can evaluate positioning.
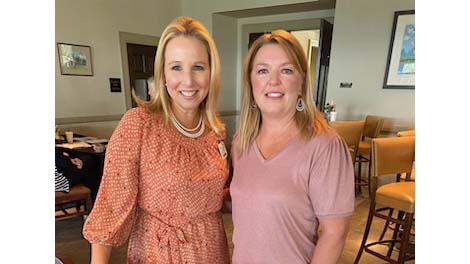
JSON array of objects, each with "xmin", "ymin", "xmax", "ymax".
[
  {"xmin": 329, "ymin": 120, "xmax": 365, "ymax": 163},
  {"xmin": 378, "ymin": 130, "xmax": 415, "ymax": 241},
  {"xmin": 397, "ymin": 130, "xmax": 415, "ymax": 182},
  {"xmin": 354, "ymin": 136, "xmax": 415, "ymax": 264},
  {"xmin": 356, "ymin": 115, "xmax": 385, "ymax": 197}
]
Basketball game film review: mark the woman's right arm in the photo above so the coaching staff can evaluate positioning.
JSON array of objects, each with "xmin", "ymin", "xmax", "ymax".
[
  {"xmin": 90, "ymin": 244, "xmax": 112, "ymax": 264},
  {"xmin": 83, "ymin": 108, "xmax": 146, "ymax": 262}
]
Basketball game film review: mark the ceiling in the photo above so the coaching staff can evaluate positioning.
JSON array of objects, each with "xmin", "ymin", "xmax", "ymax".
[{"xmin": 217, "ymin": 0, "xmax": 336, "ymax": 18}]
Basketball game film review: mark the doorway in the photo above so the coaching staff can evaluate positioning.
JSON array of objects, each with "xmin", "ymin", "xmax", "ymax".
[
  {"xmin": 313, "ymin": 19, "xmax": 333, "ymax": 112},
  {"xmin": 126, "ymin": 43, "xmax": 157, "ymax": 107}
]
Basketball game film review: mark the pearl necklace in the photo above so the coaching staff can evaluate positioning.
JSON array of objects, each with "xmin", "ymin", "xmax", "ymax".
[{"xmin": 170, "ymin": 113, "xmax": 205, "ymax": 138}]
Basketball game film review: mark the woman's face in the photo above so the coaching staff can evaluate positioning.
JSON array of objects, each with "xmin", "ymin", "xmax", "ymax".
[
  {"xmin": 250, "ymin": 44, "xmax": 303, "ymax": 120},
  {"xmin": 164, "ymin": 36, "xmax": 210, "ymax": 115}
]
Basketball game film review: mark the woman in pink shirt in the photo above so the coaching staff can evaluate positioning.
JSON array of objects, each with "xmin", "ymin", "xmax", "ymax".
[{"xmin": 230, "ymin": 30, "xmax": 354, "ymax": 264}]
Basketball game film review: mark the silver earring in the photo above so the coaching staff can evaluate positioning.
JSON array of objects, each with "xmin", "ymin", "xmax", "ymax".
[{"xmin": 296, "ymin": 97, "xmax": 305, "ymax": 112}]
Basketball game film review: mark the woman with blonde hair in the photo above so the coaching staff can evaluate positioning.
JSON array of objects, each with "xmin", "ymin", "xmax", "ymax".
[
  {"xmin": 83, "ymin": 16, "xmax": 229, "ymax": 263},
  {"xmin": 230, "ymin": 30, "xmax": 354, "ymax": 263}
]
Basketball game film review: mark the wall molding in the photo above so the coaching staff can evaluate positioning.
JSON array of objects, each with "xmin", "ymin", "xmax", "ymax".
[
  {"xmin": 56, "ymin": 115, "xmax": 123, "ymax": 125},
  {"xmin": 56, "ymin": 110, "xmax": 239, "ymax": 125}
]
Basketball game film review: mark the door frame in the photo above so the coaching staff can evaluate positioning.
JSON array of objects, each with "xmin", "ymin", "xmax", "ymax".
[
  {"xmin": 119, "ymin": 31, "xmax": 160, "ymax": 110},
  {"xmin": 314, "ymin": 19, "xmax": 333, "ymax": 112}
]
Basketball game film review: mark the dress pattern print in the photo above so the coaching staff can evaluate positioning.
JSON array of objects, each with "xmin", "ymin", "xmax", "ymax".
[{"xmin": 83, "ymin": 107, "xmax": 230, "ymax": 264}]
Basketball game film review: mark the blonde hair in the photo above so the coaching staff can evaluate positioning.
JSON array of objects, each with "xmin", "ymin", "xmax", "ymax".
[
  {"xmin": 236, "ymin": 29, "xmax": 329, "ymax": 154},
  {"xmin": 133, "ymin": 16, "xmax": 224, "ymax": 134}
]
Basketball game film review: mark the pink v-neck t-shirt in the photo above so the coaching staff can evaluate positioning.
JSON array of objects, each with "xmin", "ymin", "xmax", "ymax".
[{"xmin": 230, "ymin": 130, "xmax": 354, "ymax": 264}]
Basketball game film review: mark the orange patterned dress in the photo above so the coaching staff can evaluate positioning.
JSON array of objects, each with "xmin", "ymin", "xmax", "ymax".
[{"xmin": 83, "ymin": 107, "xmax": 230, "ymax": 264}]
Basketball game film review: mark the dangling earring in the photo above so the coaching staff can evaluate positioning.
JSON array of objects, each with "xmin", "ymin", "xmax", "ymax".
[
  {"xmin": 296, "ymin": 97, "xmax": 305, "ymax": 112},
  {"xmin": 252, "ymin": 103, "xmax": 258, "ymax": 109}
]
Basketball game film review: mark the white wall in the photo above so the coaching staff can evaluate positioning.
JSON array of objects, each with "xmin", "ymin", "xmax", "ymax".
[
  {"xmin": 55, "ymin": 0, "xmax": 180, "ymax": 119},
  {"xmin": 326, "ymin": 0, "xmax": 415, "ymax": 131},
  {"xmin": 181, "ymin": 0, "xmax": 316, "ymax": 31}
]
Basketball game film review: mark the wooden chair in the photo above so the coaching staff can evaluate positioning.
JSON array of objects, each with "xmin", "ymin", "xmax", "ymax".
[
  {"xmin": 330, "ymin": 121, "xmax": 365, "ymax": 195},
  {"xmin": 354, "ymin": 136, "xmax": 415, "ymax": 264},
  {"xmin": 356, "ymin": 115, "xmax": 385, "ymax": 197},
  {"xmin": 330, "ymin": 120, "xmax": 365, "ymax": 162},
  {"xmin": 377, "ymin": 130, "xmax": 416, "ymax": 241},
  {"xmin": 397, "ymin": 130, "xmax": 415, "ymax": 181},
  {"xmin": 55, "ymin": 184, "xmax": 92, "ymax": 220}
]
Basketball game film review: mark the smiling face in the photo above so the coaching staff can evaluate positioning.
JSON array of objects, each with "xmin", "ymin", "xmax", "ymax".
[
  {"xmin": 164, "ymin": 36, "xmax": 210, "ymax": 116},
  {"xmin": 250, "ymin": 43, "xmax": 303, "ymax": 120}
]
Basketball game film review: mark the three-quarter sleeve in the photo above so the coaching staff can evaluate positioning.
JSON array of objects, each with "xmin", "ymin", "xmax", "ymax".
[
  {"xmin": 309, "ymin": 134, "xmax": 355, "ymax": 219},
  {"xmin": 83, "ymin": 108, "xmax": 145, "ymax": 246}
]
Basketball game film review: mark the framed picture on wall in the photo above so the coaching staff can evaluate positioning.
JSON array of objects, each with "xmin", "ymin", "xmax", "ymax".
[
  {"xmin": 383, "ymin": 10, "xmax": 415, "ymax": 89},
  {"xmin": 57, "ymin": 43, "xmax": 93, "ymax": 76}
]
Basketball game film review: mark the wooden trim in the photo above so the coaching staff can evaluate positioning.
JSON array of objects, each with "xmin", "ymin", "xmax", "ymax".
[
  {"xmin": 56, "ymin": 115, "xmax": 123, "ymax": 125},
  {"xmin": 56, "ymin": 111, "xmax": 239, "ymax": 124}
]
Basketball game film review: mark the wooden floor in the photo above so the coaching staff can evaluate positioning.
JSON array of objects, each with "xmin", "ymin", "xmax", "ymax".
[
  {"xmin": 56, "ymin": 159, "xmax": 414, "ymax": 263},
  {"xmin": 55, "ymin": 194, "xmax": 414, "ymax": 263}
]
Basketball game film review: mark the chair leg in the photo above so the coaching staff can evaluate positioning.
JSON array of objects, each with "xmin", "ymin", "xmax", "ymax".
[
  {"xmin": 75, "ymin": 201, "xmax": 82, "ymax": 213},
  {"xmin": 367, "ymin": 160, "xmax": 372, "ymax": 198},
  {"xmin": 354, "ymin": 199, "xmax": 376, "ymax": 264},
  {"xmin": 387, "ymin": 211, "xmax": 405, "ymax": 258},
  {"xmin": 397, "ymin": 213, "xmax": 414, "ymax": 264},
  {"xmin": 357, "ymin": 157, "xmax": 362, "ymax": 194},
  {"xmin": 379, "ymin": 208, "xmax": 394, "ymax": 241},
  {"xmin": 85, "ymin": 193, "xmax": 92, "ymax": 214}
]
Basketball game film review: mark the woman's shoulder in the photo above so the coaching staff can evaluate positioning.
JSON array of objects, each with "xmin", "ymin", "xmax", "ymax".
[{"xmin": 306, "ymin": 127, "xmax": 342, "ymax": 149}]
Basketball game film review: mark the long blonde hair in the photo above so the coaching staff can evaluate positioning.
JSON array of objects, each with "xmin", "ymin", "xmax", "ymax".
[
  {"xmin": 235, "ymin": 29, "xmax": 329, "ymax": 154},
  {"xmin": 133, "ymin": 16, "xmax": 224, "ymax": 134}
]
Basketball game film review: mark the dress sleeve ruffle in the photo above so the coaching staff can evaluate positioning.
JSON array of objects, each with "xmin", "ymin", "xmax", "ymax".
[{"xmin": 83, "ymin": 107, "xmax": 149, "ymax": 246}]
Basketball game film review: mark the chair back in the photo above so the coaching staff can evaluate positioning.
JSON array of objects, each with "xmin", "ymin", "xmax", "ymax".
[
  {"xmin": 397, "ymin": 130, "xmax": 415, "ymax": 137},
  {"xmin": 362, "ymin": 115, "xmax": 385, "ymax": 139},
  {"xmin": 371, "ymin": 136, "xmax": 415, "ymax": 178},
  {"xmin": 330, "ymin": 120, "xmax": 365, "ymax": 160}
]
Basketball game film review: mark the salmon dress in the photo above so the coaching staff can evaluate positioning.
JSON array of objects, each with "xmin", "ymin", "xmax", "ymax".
[{"xmin": 83, "ymin": 107, "xmax": 230, "ymax": 264}]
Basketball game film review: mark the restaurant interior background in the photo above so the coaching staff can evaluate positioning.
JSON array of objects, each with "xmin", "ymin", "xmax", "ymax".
[
  {"xmin": 5, "ymin": 0, "xmax": 470, "ymax": 263},
  {"xmin": 55, "ymin": 0, "xmax": 415, "ymax": 141}
]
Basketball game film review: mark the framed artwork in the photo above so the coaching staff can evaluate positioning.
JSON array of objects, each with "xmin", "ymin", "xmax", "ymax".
[
  {"xmin": 383, "ymin": 10, "xmax": 415, "ymax": 89},
  {"xmin": 57, "ymin": 43, "xmax": 93, "ymax": 76}
]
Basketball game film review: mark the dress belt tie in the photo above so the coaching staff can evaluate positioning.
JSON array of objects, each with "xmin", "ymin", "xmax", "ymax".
[
  {"xmin": 139, "ymin": 209, "xmax": 219, "ymax": 248},
  {"xmin": 157, "ymin": 225, "xmax": 187, "ymax": 248}
]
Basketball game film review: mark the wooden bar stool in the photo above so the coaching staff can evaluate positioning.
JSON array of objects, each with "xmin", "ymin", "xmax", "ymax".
[
  {"xmin": 330, "ymin": 120, "xmax": 365, "ymax": 163},
  {"xmin": 355, "ymin": 136, "xmax": 415, "ymax": 264},
  {"xmin": 356, "ymin": 115, "xmax": 385, "ymax": 197},
  {"xmin": 378, "ymin": 130, "xmax": 416, "ymax": 241},
  {"xmin": 55, "ymin": 184, "xmax": 92, "ymax": 220}
]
